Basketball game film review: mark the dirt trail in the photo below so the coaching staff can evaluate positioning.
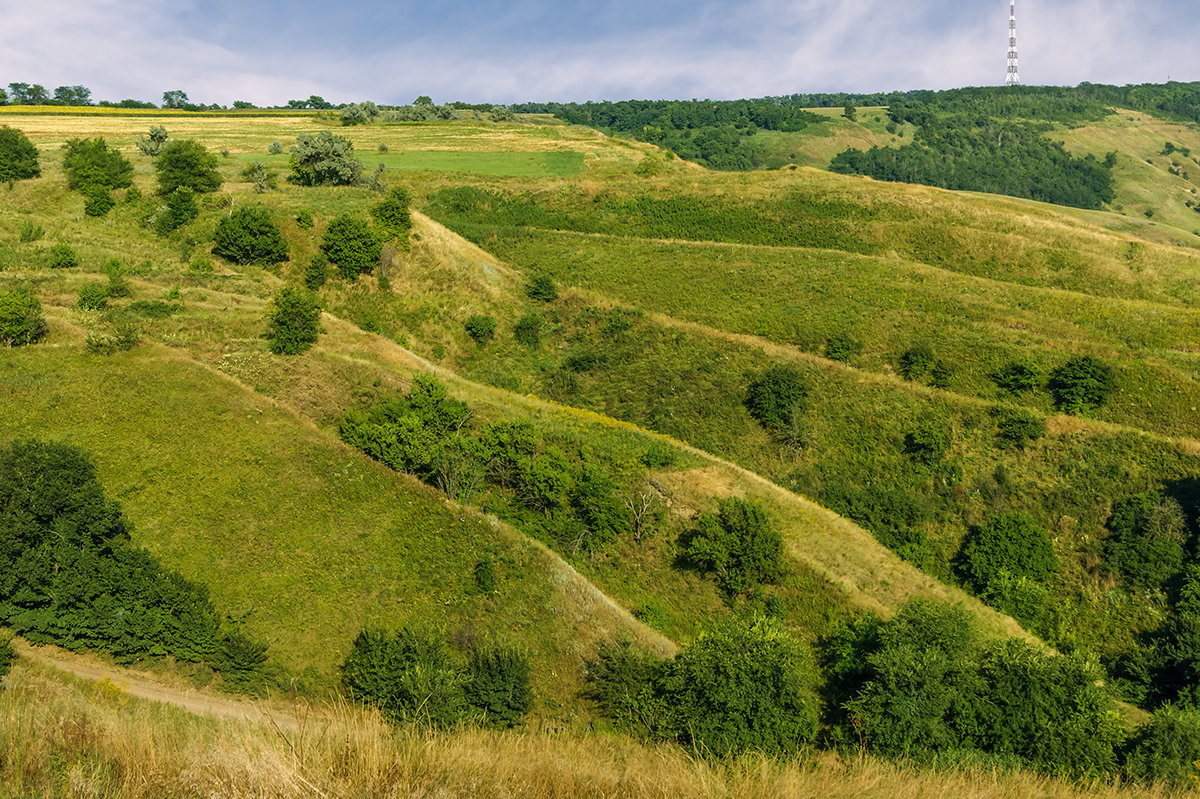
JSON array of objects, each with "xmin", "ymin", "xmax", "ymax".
[{"xmin": 13, "ymin": 639, "xmax": 302, "ymax": 731}]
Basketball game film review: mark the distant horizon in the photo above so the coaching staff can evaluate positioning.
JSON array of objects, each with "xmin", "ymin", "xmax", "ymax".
[
  {"xmin": 2, "ymin": 1, "xmax": 1196, "ymax": 107},
  {"xmin": 6, "ymin": 79, "xmax": 1200, "ymax": 112}
]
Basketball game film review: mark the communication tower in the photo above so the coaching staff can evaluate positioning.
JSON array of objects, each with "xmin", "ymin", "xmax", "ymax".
[{"xmin": 1006, "ymin": 0, "xmax": 1021, "ymax": 85}]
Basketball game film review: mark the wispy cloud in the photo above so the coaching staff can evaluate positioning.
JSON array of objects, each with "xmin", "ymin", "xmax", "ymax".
[{"xmin": 0, "ymin": 0, "xmax": 1196, "ymax": 105}]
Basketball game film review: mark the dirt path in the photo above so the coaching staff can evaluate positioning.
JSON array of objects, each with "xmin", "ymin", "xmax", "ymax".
[{"xmin": 13, "ymin": 639, "xmax": 303, "ymax": 732}]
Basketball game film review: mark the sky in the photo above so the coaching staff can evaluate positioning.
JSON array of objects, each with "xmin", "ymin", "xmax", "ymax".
[{"xmin": 1, "ymin": 0, "xmax": 1198, "ymax": 106}]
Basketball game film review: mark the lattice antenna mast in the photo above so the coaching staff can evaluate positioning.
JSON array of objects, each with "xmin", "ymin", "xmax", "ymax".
[{"xmin": 1006, "ymin": 0, "xmax": 1021, "ymax": 85}]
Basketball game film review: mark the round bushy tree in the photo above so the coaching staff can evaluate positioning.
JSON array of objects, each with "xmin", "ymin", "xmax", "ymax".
[
  {"xmin": 681, "ymin": 497, "xmax": 783, "ymax": 598},
  {"xmin": 321, "ymin": 214, "xmax": 380, "ymax": 278},
  {"xmin": 61, "ymin": 138, "xmax": 133, "ymax": 192},
  {"xmin": 265, "ymin": 285, "xmax": 322, "ymax": 355},
  {"xmin": 289, "ymin": 131, "xmax": 363, "ymax": 187},
  {"xmin": 1048, "ymin": 355, "xmax": 1117, "ymax": 414},
  {"xmin": 659, "ymin": 616, "xmax": 819, "ymax": 757},
  {"xmin": 464, "ymin": 314, "xmax": 497, "ymax": 344},
  {"xmin": 744, "ymin": 365, "xmax": 808, "ymax": 432},
  {"xmin": 77, "ymin": 282, "xmax": 108, "ymax": 311},
  {"xmin": 1104, "ymin": 492, "xmax": 1186, "ymax": 590},
  {"xmin": 155, "ymin": 139, "xmax": 221, "ymax": 195},
  {"xmin": 213, "ymin": 206, "xmax": 289, "ymax": 265},
  {"xmin": 0, "ymin": 125, "xmax": 40, "ymax": 183},
  {"xmin": 46, "ymin": 243, "xmax": 78, "ymax": 269},
  {"xmin": 0, "ymin": 289, "xmax": 47, "ymax": 346},
  {"xmin": 1124, "ymin": 705, "xmax": 1200, "ymax": 788},
  {"xmin": 955, "ymin": 511, "xmax": 1058, "ymax": 596}
]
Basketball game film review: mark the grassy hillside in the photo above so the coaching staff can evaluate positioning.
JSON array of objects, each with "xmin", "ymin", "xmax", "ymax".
[{"xmin": 5, "ymin": 106, "xmax": 1200, "ymax": 787}]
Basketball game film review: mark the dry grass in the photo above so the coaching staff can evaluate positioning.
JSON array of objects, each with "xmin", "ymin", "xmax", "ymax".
[{"xmin": 0, "ymin": 661, "xmax": 1182, "ymax": 799}]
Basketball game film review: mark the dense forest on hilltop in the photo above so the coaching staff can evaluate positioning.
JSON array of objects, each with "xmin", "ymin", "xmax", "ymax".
[{"xmin": 522, "ymin": 83, "xmax": 1200, "ymax": 208}]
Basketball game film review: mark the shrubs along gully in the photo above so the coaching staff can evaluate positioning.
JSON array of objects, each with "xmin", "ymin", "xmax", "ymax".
[{"xmin": 334, "ymin": 377, "xmax": 1195, "ymax": 785}]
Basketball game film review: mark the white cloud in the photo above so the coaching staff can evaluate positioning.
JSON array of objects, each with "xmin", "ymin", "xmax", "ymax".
[{"xmin": 1, "ymin": 0, "xmax": 1197, "ymax": 105}]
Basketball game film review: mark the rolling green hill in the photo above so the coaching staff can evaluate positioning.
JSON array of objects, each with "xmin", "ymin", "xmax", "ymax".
[{"xmin": 3, "ymin": 100, "xmax": 1200, "ymax": 794}]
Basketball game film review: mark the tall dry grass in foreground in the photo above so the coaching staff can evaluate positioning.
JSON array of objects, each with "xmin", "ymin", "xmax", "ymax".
[{"xmin": 0, "ymin": 662, "xmax": 1181, "ymax": 799}]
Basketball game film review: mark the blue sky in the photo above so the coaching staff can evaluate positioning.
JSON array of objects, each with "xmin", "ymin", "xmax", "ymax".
[{"xmin": 2, "ymin": 1, "xmax": 1198, "ymax": 106}]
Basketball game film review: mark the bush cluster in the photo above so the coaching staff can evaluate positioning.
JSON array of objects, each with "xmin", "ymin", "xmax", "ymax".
[
  {"xmin": 289, "ymin": 131, "xmax": 363, "ymax": 186},
  {"xmin": 590, "ymin": 616, "xmax": 819, "ymax": 757},
  {"xmin": 342, "ymin": 626, "xmax": 531, "ymax": 728},
  {"xmin": 0, "ymin": 288, "xmax": 47, "ymax": 346},
  {"xmin": 0, "ymin": 440, "xmax": 269, "ymax": 680},
  {"xmin": 155, "ymin": 139, "xmax": 221, "ymax": 195},
  {"xmin": 322, "ymin": 214, "xmax": 381, "ymax": 278},
  {"xmin": 0, "ymin": 125, "xmax": 40, "ymax": 183},
  {"xmin": 213, "ymin": 206, "xmax": 289, "ymax": 265},
  {"xmin": 680, "ymin": 498, "xmax": 783, "ymax": 598},
  {"xmin": 340, "ymin": 377, "xmax": 639, "ymax": 555},
  {"xmin": 265, "ymin": 285, "xmax": 322, "ymax": 355}
]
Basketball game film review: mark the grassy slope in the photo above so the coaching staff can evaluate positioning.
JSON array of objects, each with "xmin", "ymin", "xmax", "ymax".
[{"xmin": 4, "ymin": 658, "xmax": 1176, "ymax": 799}]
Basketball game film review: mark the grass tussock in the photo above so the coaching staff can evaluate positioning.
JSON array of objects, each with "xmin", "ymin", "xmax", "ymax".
[{"xmin": 0, "ymin": 662, "xmax": 1183, "ymax": 799}]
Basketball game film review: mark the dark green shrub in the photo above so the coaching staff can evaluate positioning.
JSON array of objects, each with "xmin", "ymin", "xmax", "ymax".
[
  {"xmin": 820, "ymin": 484, "xmax": 929, "ymax": 562},
  {"xmin": 0, "ymin": 288, "xmax": 47, "ymax": 346},
  {"xmin": 897, "ymin": 342, "xmax": 934, "ymax": 380},
  {"xmin": 265, "ymin": 285, "xmax": 322, "ymax": 355},
  {"xmin": 153, "ymin": 186, "xmax": 198, "ymax": 235},
  {"xmin": 213, "ymin": 206, "xmax": 289, "ymax": 265},
  {"xmin": 659, "ymin": 616, "xmax": 819, "ymax": 757},
  {"xmin": 0, "ymin": 440, "xmax": 233, "ymax": 667},
  {"xmin": 513, "ymin": 313, "xmax": 542, "ymax": 347},
  {"xmin": 564, "ymin": 350, "xmax": 601, "ymax": 372},
  {"xmin": 1124, "ymin": 704, "xmax": 1200, "ymax": 787},
  {"xmin": 465, "ymin": 645, "xmax": 532, "ymax": 727},
  {"xmin": 992, "ymin": 360, "xmax": 1041, "ymax": 394},
  {"xmin": 155, "ymin": 139, "xmax": 221, "ymax": 195},
  {"xmin": 211, "ymin": 631, "xmax": 270, "ymax": 693},
  {"xmin": 267, "ymin": 140, "xmax": 283, "ymax": 155},
  {"xmin": 47, "ymin": 243, "xmax": 78, "ymax": 269},
  {"xmin": 681, "ymin": 497, "xmax": 782, "ymax": 598},
  {"xmin": 18, "ymin": 220, "xmax": 44, "ymax": 242},
  {"xmin": 77, "ymin": 282, "xmax": 108, "ymax": 311},
  {"xmin": 744, "ymin": 365, "xmax": 808, "ymax": 433},
  {"xmin": 304, "ymin": 253, "xmax": 328, "ymax": 290},
  {"xmin": 61, "ymin": 138, "xmax": 132, "ymax": 192},
  {"xmin": 587, "ymin": 640, "xmax": 668, "ymax": 736},
  {"xmin": 1048, "ymin": 355, "xmax": 1117, "ymax": 414},
  {"xmin": 473, "ymin": 558, "xmax": 497, "ymax": 593},
  {"xmin": 568, "ymin": 465, "xmax": 630, "ymax": 554},
  {"xmin": 1104, "ymin": 492, "xmax": 1186, "ymax": 591},
  {"xmin": 126, "ymin": 300, "xmax": 180, "ymax": 318},
  {"xmin": 341, "ymin": 627, "xmax": 468, "ymax": 727},
  {"xmin": 322, "ymin": 214, "xmax": 381, "ymax": 278},
  {"xmin": 524, "ymin": 274, "xmax": 558, "ymax": 302},
  {"xmin": 0, "ymin": 125, "xmax": 40, "ymax": 183},
  {"xmin": 295, "ymin": 209, "xmax": 314, "ymax": 228},
  {"xmin": 955, "ymin": 511, "xmax": 1058, "ymax": 595},
  {"xmin": 371, "ymin": 186, "xmax": 413, "ymax": 241},
  {"xmin": 990, "ymin": 406, "xmax": 1046, "ymax": 449},
  {"xmin": 83, "ymin": 186, "xmax": 115, "ymax": 217},
  {"xmin": 289, "ymin": 131, "xmax": 363, "ymax": 186},
  {"xmin": 903, "ymin": 418, "xmax": 951, "ymax": 465},
  {"xmin": 929, "ymin": 359, "xmax": 954, "ymax": 389},
  {"xmin": 824, "ymin": 330, "xmax": 862, "ymax": 362},
  {"xmin": 464, "ymin": 314, "xmax": 496, "ymax": 344}
]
